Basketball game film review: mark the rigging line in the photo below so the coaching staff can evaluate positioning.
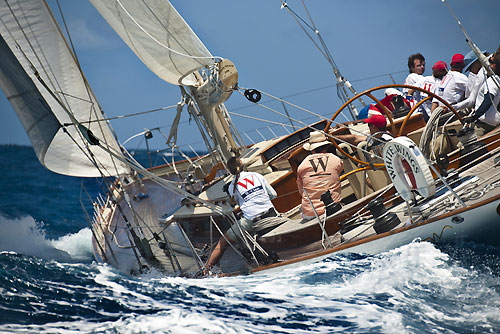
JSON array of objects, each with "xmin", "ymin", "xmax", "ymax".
[
  {"xmin": 114, "ymin": 0, "xmax": 221, "ymax": 62},
  {"xmin": 235, "ymin": 89, "xmax": 386, "ymax": 159},
  {"xmin": 61, "ymin": 125, "xmax": 124, "ymax": 181},
  {"xmin": 3, "ymin": 0, "xmax": 67, "ymax": 109},
  {"xmin": 299, "ymin": 0, "xmax": 341, "ymax": 72},
  {"xmin": 231, "ymin": 70, "xmax": 406, "ymax": 113},
  {"xmin": 28, "ymin": 48, "xmax": 126, "ymax": 176},
  {"xmin": 281, "ymin": 1, "xmax": 315, "ymax": 31},
  {"xmin": 240, "ymin": 86, "xmax": 351, "ymax": 124},
  {"xmin": 8, "ymin": 0, "xmax": 113, "ymax": 166},
  {"xmin": 280, "ymin": 1, "xmax": 337, "ymax": 73},
  {"xmin": 92, "ymin": 131, "xmax": 230, "ymax": 216},
  {"xmin": 62, "ymin": 104, "xmax": 178, "ymax": 126},
  {"xmin": 280, "ymin": 3, "xmax": 330, "ymax": 64},
  {"xmin": 441, "ymin": 0, "xmax": 500, "ymax": 90},
  {"xmin": 280, "ymin": 0, "xmax": 365, "ymax": 113},
  {"xmin": 5, "ymin": 1, "xmax": 123, "ymax": 176},
  {"xmin": 228, "ymin": 111, "xmax": 296, "ymax": 128},
  {"xmin": 54, "ymin": 0, "xmax": 122, "ymax": 162}
]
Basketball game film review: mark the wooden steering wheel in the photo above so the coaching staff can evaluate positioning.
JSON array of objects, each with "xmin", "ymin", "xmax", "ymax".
[{"xmin": 323, "ymin": 84, "xmax": 462, "ymax": 169}]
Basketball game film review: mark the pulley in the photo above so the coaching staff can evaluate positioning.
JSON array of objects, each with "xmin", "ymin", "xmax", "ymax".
[{"xmin": 244, "ymin": 89, "xmax": 262, "ymax": 103}]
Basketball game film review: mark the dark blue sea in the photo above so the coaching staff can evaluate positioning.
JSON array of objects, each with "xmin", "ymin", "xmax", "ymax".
[{"xmin": 1, "ymin": 145, "xmax": 500, "ymax": 333}]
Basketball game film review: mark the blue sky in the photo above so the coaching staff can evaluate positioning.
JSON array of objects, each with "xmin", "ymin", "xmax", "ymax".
[{"xmin": 1, "ymin": 0, "xmax": 499, "ymax": 152}]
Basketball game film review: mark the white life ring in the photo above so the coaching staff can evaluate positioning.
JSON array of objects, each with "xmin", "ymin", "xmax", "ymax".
[{"xmin": 382, "ymin": 136, "xmax": 436, "ymax": 201}]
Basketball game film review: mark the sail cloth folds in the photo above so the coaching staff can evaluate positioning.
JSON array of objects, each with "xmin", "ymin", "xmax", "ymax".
[
  {"xmin": 0, "ymin": 0, "xmax": 128, "ymax": 177},
  {"xmin": 90, "ymin": 0, "xmax": 215, "ymax": 86},
  {"xmin": 0, "ymin": 34, "xmax": 60, "ymax": 162}
]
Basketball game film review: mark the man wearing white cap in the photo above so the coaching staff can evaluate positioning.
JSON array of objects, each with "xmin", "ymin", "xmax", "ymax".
[{"xmin": 297, "ymin": 131, "xmax": 343, "ymax": 220}]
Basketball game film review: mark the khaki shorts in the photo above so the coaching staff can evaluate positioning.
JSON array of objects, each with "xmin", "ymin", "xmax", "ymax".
[{"xmin": 225, "ymin": 216, "xmax": 255, "ymax": 242}]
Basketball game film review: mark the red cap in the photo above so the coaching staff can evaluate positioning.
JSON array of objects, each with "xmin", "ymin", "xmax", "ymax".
[
  {"xmin": 451, "ymin": 53, "xmax": 465, "ymax": 65},
  {"xmin": 364, "ymin": 114, "xmax": 387, "ymax": 129},
  {"xmin": 432, "ymin": 61, "xmax": 448, "ymax": 71}
]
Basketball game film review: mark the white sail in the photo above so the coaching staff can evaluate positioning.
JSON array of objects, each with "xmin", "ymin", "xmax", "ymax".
[
  {"xmin": 90, "ymin": 0, "xmax": 215, "ymax": 86},
  {"xmin": 0, "ymin": 0, "xmax": 128, "ymax": 177}
]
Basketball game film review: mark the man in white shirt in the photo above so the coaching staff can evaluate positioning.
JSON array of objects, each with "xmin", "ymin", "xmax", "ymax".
[
  {"xmin": 452, "ymin": 50, "xmax": 489, "ymax": 111},
  {"xmin": 413, "ymin": 61, "xmax": 448, "ymax": 121},
  {"xmin": 206, "ymin": 157, "xmax": 277, "ymax": 270},
  {"xmin": 431, "ymin": 53, "xmax": 468, "ymax": 113},
  {"xmin": 403, "ymin": 53, "xmax": 426, "ymax": 95},
  {"xmin": 463, "ymin": 50, "xmax": 500, "ymax": 136}
]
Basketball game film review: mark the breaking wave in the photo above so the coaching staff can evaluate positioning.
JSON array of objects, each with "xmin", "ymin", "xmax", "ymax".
[
  {"xmin": 0, "ymin": 215, "xmax": 93, "ymax": 262},
  {"xmin": 1, "ymin": 240, "xmax": 499, "ymax": 333}
]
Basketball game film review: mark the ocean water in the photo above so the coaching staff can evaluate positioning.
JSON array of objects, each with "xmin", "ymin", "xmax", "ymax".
[{"xmin": 1, "ymin": 145, "xmax": 500, "ymax": 334}]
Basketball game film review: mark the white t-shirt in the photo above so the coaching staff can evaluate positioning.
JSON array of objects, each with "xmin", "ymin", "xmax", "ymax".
[
  {"xmin": 453, "ymin": 67, "xmax": 488, "ymax": 110},
  {"xmin": 414, "ymin": 75, "xmax": 440, "ymax": 117},
  {"xmin": 474, "ymin": 76, "xmax": 500, "ymax": 126},
  {"xmin": 228, "ymin": 171, "xmax": 276, "ymax": 220},
  {"xmin": 433, "ymin": 71, "xmax": 468, "ymax": 106},
  {"xmin": 403, "ymin": 73, "xmax": 423, "ymax": 94}
]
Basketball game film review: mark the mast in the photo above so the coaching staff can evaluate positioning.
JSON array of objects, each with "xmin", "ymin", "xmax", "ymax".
[
  {"xmin": 90, "ymin": 0, "xmax": 243, "ymax": 161},
  {"xmin": 188, "ymin": 59, "xmax": 241, "ymax": 160}
]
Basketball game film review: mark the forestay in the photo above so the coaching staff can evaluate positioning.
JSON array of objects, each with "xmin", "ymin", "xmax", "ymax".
[
  {"xmin": 0, "ymin": 0, "xmax": 128, "ymax": 177},
  {"xmin": 90, "ymin": 0, "xmax": 215, "ymax": 86}
]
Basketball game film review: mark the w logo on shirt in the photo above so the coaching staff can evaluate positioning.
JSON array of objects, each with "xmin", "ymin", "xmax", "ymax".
[
  {"xmin": 309, "ymin": 156, "xmax": 330, "ymax": 175},
  {"xmin": 237, "ymin": 175, "xmax": 255, "ymax": 189}
]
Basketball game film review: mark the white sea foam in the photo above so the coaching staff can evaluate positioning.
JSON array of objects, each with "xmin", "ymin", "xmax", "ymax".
[
  {"xmin": 50, "ymin": 227, "xmax": 93, "ymax": 261},
  {"xmin": 0, "ymin": 215, "xmax": 93, "ymax": 262},
  {"xmin": 2, "ymin": 233, "xmax": 500, "ymax": 333}
]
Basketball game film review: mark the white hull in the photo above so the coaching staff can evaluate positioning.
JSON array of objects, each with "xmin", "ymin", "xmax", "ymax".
[{"xmin": 253, "ymin": 197, "xmax": 500, "ymax": 275}]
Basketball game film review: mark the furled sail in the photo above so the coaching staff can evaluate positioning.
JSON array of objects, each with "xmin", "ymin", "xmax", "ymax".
[
  {"xmin": 90, "ymin": 0, "xmax": 215, "ymax": 86},
  {"xmin": 0, "ymin": 0, "xmax": 128, "ymax": 177}
]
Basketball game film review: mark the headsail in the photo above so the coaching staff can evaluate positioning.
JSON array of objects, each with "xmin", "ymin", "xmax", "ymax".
[
  {"xmin": 90, "ymin": 0, "xmax": 215, "ymax": 86},
  {"xmin": 0, "ymin": 0, "xmax": 128, "ymax": 177}
]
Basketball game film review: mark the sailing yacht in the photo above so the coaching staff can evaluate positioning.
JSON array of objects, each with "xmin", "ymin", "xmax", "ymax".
[{"xmin": 1, "ymin": 0, "xmax": 499, "ymax": 278}]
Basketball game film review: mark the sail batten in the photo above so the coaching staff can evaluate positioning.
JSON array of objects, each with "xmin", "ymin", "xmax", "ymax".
[
  {"xmin": 90, "ymin": 0, "xmax": 215, "ymax": 86},
  {"xmin": 0, "ymin": 0, "xmax": 128, "ymax": 177}
]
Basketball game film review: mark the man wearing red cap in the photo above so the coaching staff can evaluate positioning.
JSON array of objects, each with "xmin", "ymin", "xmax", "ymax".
[
  {"xmin": 334, "ymin": 114, "xmax": 393, "ymax": 147},
  {"xmin": 412, "ymin": 61, "xmax": 448, "ymax": 121},
  {"xmin": 333, "ymin": 114, "xmax": 393, "ymax": 191},
  {"xmin": 431, "ymin": 53, "xmax": 468, "ymax": 113}
]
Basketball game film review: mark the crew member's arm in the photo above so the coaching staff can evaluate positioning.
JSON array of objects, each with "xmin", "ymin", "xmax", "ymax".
[
  {"xmin": 463, "ymin": 92, "xmax": 495, "ymax": 123},
  {"xmin": 430, "ymin": 101, "xmax": 439, "ymax": 113},
  {"xmin": 334, "ymin": 134, "xmax": 367, "ymax": 146},
  {"xmin": 452, "ymin": 79, "xmax": 484, "ymax": 110},
  {"xmin": 296, "ymin": 169, "xmax": 304, "ymax": 197},
  {"xmin": 261, "ymin": 176, "xmax": 277, "ymax": 199}
]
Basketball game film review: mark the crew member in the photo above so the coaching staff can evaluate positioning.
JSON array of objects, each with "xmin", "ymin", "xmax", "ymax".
[
  {"xmin": 403, "ymin": 53, "xmax": 426, "ymax": 96},
  {"xmin": 464, "ymin": 48, "xmax": 500, "ymax": 136},
  {"xmin": 206, "ymin": 157, "xmax": 277, "ymax": 270},
  {"xmin": 297, "ymin": 131, "xmax": 343, "ymax": 220},
  {"xmin": 431, "ymin": 53, "xmax": 468, "ymax": 113},
  {"xmin": 412, "ymin": 61, "xmax": 448, "ymax": 121}
]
